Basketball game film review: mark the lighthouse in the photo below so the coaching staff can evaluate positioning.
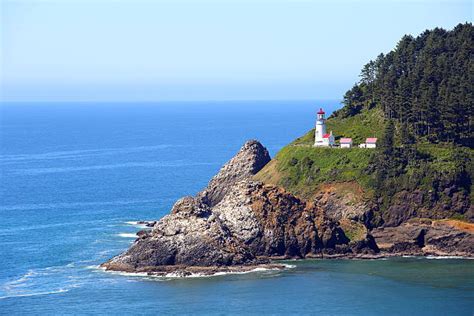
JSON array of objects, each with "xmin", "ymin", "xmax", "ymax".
[{"xmin": 314, "ymin": 108, "xmax": 335, "ymax": 147}]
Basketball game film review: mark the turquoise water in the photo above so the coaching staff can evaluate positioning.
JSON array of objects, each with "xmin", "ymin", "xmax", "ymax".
[{"xmin": 0, "ymin": 101, "xmax": 473, "ymax": 315}]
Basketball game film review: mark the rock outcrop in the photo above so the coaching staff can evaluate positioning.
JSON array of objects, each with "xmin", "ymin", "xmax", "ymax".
[
  {"xmin": 102, "ymin": 140, "xmax": 473, "ymax": 275},
  {"xmin": 102, "ymin": 140, "xmax": 378, "ymax": 275},
  {"xmin": 372, "ymin": 219, "xmax": 474, "ymax": 256},
  {"xmin": 198, "ymin": 140, "xmax": 271, "ymax": 207},
  {"xmin": 381, "ymin": 189, "xmax": 473, "ymax": 227}
]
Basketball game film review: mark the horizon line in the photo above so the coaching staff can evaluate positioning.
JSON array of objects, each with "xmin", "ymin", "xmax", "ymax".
[{"xmin": 0, "ymin": 98, "xmax": 343, "ymax": 104}]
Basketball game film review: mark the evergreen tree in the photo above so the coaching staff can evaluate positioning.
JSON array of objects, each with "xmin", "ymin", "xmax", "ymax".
[{"xmin": 340, "ymin": 23, "xmax": 473, "ymax": 147}]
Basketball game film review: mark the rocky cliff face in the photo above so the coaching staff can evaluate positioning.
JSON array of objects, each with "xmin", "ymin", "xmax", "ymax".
[
  {"xmin": 102, "ymin": 140, "xmax": 473, "ymax": 275},
  {"xmin": 102, "ymin": 140, "xmax": 378, "ymax": 275},
  {"xmin": 372, "ymin": 219, "xmax": 474, "ymax": 256},
  {"xmin": 198, "ymin": 140, "xmax": 271, "ymax": 207},
  {"xmin": 380, "ymin": 189, "xmax": 473, "ymax": 227}
]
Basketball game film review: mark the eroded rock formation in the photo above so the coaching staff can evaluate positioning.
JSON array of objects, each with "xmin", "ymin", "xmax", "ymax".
[
  {"xmin": 102, "ymin": 140, "xmax": 472, "ymax": 275},
  {"xmin": 102, "ymin": 140, "xmax": 377, "ymax": 275},
  {"xmin": 372, "ymin": 219, "xmax": 474, "ymax": 256}
]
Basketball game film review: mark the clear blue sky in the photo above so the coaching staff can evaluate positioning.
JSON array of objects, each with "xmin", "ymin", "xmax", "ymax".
[{"xmin": 1, "ymin": 0, "xmax": 472, "ymax": 102}]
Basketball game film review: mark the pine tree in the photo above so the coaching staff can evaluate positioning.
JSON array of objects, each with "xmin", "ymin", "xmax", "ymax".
[{"xmin": 341, "ymin": 22, "xmax": 473, "ymax": 147}]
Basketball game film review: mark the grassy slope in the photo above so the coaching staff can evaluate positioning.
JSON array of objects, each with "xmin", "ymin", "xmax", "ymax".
[
  {"xmin": 255, "ymin": 106, "xmax": 473, "ymax": 239},
  {"xmin": 256, "ymin": 107, "xmax": 473, "ymax": 209},
  {"xmin": 256, "ymin": 107, "xmax": 384, "ymax": 199},
  {"xmin": 327, "ymin": 107, "xmax": 386, "ymax": 143},
  {"xmin": 291, "ymin": 107, "xmax": 386, "ymax": 147}
]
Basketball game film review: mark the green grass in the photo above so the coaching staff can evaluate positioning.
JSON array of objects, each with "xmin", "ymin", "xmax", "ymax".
[
  {"xmin": 257, "ymin": 108, "xmax": 382, "ymax": 198},
  {"xmin": 260, "ymin": 146, "xmax": 374, "ymax": 198},
  {"xmin": 417, "ymin": 142, "xmax": 473, "ymax": 172},
  {"xmin": 291, "ymin": 129, "xmax": 315, "ymax": 146},
  {"xmin": 339, "ymin": 219, "xmax": 367, "ymax": 242},
  {"xmin": 327, "ymin": 107, "xmax": 386, "ymax": 144},
  {"xmin": 256, "ymin": 105, "xmax": 473, "ymax": 221},
  {"xmin": 291, "ymin": 107, "xmax": 385, "ymax": 147}
]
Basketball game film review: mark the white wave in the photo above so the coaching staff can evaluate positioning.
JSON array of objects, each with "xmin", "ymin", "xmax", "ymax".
[
  {"xmin": 84, "ymin": 265, "xmax": 100, "ymax": 270},
  {"xmin": 401, "ymin": 255, "xmax": 473, "ymax": 260},
  {"xmin": 0, "ymin": 263, "xmax": 79, "ymax": 300},
  {"xmin": 425, "ymin": 255, "xmax": 473, "ymax": 260},
  {"xmin": 3, "ymin": 270, "xmax": 37, "ymax": 289},
  {"xmin": 0, "ymin": 288, "xmax": 69, "ymax": 300},
  {"xmin": 99, "ymin": 264, "xmax": 289, "ymax": 279},
  {"xmin": 281, "ymin": 264, "xmax": 297, "ymax": 269},
  {"xmin": 124, "ymin": 221, "xmax": 139, "ymax": 225},
  {"xmin": 124, "ymin": 221, "xmax": 150, "ymax": 228},
  {"xmin": 116, "ymin": 233, "xmax": 137, "ymax": 238}
]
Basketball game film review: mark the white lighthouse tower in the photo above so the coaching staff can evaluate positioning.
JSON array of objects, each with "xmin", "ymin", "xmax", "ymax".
[{"xmin": 314, "ymin": 108, "xmax": 335, "ymax": 147}]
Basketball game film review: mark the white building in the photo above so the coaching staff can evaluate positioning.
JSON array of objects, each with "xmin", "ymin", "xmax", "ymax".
[
  {"xmin": 340, "ymin": 138, "xmax": 353, "ymax": 148},
  {"xmin": 314, "ymin": 108, "xmax": 335, "ymax": 147},
  {"xmin": 359, "ymin": 138, "xmax": 378, "ymax": 148},
  {"xmin": 366, "ymin": 138, "xmax": 377, "ymax": 148}
]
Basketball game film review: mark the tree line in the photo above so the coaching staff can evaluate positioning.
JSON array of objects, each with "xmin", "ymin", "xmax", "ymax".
[{"xmin": 333, "ymin": 23, "xmax": 473, "ymax": 147}]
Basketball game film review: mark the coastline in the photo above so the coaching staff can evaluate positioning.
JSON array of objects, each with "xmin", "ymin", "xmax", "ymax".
[
  {"xmin": 102, "ymin": 139, "xmax": 472, "ymax": 277},
  {"xmin": 100, "ymin": 262, "xmax": 290, "ymax": 277},
  {"xmin": 100, "ymin": 252, "xmax": 474, "ymax": 278}
]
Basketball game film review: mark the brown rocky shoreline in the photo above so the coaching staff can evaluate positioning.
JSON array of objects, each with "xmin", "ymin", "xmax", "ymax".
[{"xmin": 101, "ymin": 140, "xmax": 473, "ymax": 276}]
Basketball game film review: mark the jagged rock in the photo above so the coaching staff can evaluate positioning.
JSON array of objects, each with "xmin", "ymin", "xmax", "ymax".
[
  {"xmin": 103, "ymin": 178, "xmax": 370, "ymax": 273},
  {"xmin": 102, "ymin": 139, "xmax": 472, "ymax": 275},
  {"xmin": 350, "ymin": 234, "xmax": 380, "ymax": 254},
  {"xmin": 102, "ymin": 140, "xmax": 378, "ymax": 274},
  {"xmin": 381, "ymin": 189, "xmax": 472, "ymax": 227},
  {"xmin": 170, "ymin": 196, "xmax": 211, "ymax": 217},
  {"xmin": 313, "ymin": 183, "xmax": 375, "ymax": 228},
  {"xmin": 198, "ymin": 140, "xmax": 271, "ymax": 207},
  {"xmin": 136, "ymin": 221, "xmax": 157, "ymax": 227}
]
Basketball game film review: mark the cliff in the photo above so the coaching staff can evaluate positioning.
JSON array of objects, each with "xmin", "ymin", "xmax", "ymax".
[
  {"xmin": 102, "ymin": 138, "xmax": 473, "ymax": 276},
  {"xmin": 102, "ymin": 141, "xmax": 380, "ymax": 276},
  {"xmin": 254, "ymin": 24, "xmax": 474, "ymax": 228},
  {"xmin": 102, "ymin": 24, "xmax": 473, "ymax": 275}
]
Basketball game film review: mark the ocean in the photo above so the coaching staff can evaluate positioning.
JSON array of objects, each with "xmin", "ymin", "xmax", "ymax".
[{"xmin": 0, "ymin": 100, "xmax": 473, "ymax": 315}]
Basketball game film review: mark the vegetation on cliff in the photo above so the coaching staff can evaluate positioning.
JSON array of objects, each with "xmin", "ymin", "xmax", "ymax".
[
  {"xmin": 333, "ymin": 22, "xmax": 473, "ymax": 146},
  {"xmin": 256, "ymin": 23, "xmax": 473, "ymax": 226}
]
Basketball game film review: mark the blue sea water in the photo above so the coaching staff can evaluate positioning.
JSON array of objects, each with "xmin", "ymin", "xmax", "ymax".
[{"xmin": 0, "ymin": 100, "xmax": 473, "ymax": 315}]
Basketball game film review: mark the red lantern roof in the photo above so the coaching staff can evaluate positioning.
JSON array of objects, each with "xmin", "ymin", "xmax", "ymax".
[{"xmin": 317, "ymin": 108, "xmax": 325, "ymax": 115}]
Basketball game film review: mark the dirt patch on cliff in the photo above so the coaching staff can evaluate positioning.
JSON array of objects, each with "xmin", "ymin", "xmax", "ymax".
[
  {"xmin": 316, "ymin": 182, "xmax": 368, "ymax": 203},
  {"xmin": 433, "ymin": 219, "xmax": 474, "ymax": 233}
]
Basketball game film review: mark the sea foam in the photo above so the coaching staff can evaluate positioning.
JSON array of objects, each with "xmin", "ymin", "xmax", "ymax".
[
  {"xmin": 116, "ymin": 233, "xmax": 137, "ymax": 238},
  {"xmin": 124, "ymin": 221, "xmax": 149, "ymax": 228},
  {"xmin": 95, "ymin": 264, "xmax": 295, "ymax": 279},
  {"xmin": 0, "ymin": 288, "xmax": 69, "ymax": 300}
]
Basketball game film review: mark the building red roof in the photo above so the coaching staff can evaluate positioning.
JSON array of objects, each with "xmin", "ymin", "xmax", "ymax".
[
  {"xmin": 317, "ymin": 108, "xmax": 325, "ymax": 115},
  {"xmin": 366, "ymin": 138, "xmax": 378, "ymax": 143},
  {"xmin": 322, "ymin": 133, "xmax": 331, "ymax": 138},
  {"xmin": 340, "ymin": 138, "xmax": 352, "ymax": 143}
]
